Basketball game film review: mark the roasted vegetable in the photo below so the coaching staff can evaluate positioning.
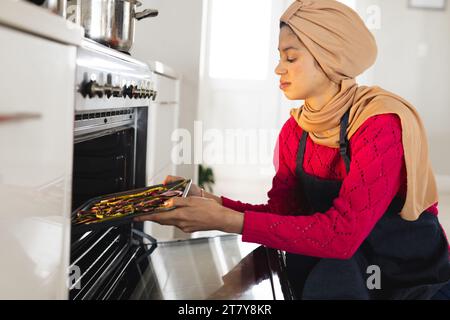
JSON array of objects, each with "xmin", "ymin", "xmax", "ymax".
[{"xmin": 73, "ymin": 180, "xmax": 187, "ymax": 225}]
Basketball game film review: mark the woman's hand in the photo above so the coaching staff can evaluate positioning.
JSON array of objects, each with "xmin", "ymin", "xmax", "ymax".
[
  {"xmin": 163, "ymin": 175, "xmax": 202, "ymax": 197},
  {"xmin": 134, "ymin": 196, "xmax": 244, "ymax": 234},
  {"xmin": 163, "ymin": 175, "xmax": 223, "ymax": 205}
]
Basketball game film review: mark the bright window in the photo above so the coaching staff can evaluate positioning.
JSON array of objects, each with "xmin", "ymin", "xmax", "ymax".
[
  {"xmin": 208, "ymin": 0, "xmax": 272, "ymax": 80},
  {"xmin": 337, "ymin": 0, "xmax": 356, "ymax": 9}
]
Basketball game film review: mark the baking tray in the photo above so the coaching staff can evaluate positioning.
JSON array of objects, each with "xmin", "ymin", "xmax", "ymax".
[{"xmin": 71, "ymin": 179, "xmax": 192, "ymax": 235}]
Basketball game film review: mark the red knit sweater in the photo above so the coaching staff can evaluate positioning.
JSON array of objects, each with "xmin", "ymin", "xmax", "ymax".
[{"xmin": 221, "ymin": 114, "xmax": 440, "ymax": 260}]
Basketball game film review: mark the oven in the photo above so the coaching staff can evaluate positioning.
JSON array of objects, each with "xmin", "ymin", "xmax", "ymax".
[
  {"xmin": 69, "ymin": 39, "xmax": 156, "ymax": 300},
  {"xmin": 68, "ymin": 39, "xmax": 290, "ymax": 301}
]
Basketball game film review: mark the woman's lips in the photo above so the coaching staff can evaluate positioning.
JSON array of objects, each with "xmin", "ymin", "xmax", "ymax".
[{"xmin": 280, "ymin": 82, "xmax": 291, "ymax": 90}]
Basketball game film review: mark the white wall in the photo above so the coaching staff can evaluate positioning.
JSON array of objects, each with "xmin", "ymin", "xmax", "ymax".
[
  {"xmin": 131, "ymin": 0, "xmax": 204, "ymax": 181},
  {"xmin": 132, "ymin": 0, "xmax": 450, "ymax": 196},
  {"xmin": 196, "ymin": 0, "xmax": 294, "ymax": 205},
  {"xmin": 354, "ymin": 0, "xmax": 450, "ymax": 180}
]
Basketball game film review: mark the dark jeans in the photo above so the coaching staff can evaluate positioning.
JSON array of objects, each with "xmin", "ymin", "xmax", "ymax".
[{"xmin": 431, "ymin": 281, "xmax": 450, "ymax": 300}]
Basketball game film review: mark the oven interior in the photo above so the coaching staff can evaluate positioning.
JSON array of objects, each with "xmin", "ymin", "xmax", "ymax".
[
  {"xmin": 72, "ymin": 126, "xmax": 135, "ymax": 210},
  {"xmin": 70, "ymin": 107, "xmax": 154, "ymax": 300}
]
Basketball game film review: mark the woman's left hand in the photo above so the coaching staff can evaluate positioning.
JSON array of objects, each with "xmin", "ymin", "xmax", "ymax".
[{"xmin": 134, "ymin": 196, "xmax": 244, "ymax": 234}]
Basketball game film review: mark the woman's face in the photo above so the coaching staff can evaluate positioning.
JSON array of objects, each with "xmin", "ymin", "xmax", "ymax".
[{"xmin": 275, "ymin": 25, "xmax": 330, "ymax": 100}]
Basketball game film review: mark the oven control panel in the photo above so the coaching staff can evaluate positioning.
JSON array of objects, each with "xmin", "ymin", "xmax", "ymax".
[
  {"xmin": 79, "ymin": 75, "xmax": 157, "ymax": 101},
  {"xmin": 75, "ymin": 39, "xmax": 156, "ymax": 111}
]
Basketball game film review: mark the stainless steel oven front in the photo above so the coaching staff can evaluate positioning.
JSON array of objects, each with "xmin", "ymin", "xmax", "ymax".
[{"xmin": 70, "ymin": 39, "xmax": 156, "ymax": 299}]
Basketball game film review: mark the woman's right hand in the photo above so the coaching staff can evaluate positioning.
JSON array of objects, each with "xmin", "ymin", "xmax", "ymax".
[
  {"xmin": 163, "ymin": 175, "xmax": 223, "ymax": 205},
  {"xmin": 163, "ymin": 175, "xmax": 202, "ymax": 197}
]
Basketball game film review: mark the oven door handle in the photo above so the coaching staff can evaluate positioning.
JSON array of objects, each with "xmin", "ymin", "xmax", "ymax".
[
  {"xmin": 131, "ymin": 228, "xmax": 158, "ymax": 264},
  {"xmin": 135, "ymin": 242, "xmax": 157, "ymax": 265},
  {"xmin": 131, "ymin": 228, "xmax": 157, "ymax": 245}
]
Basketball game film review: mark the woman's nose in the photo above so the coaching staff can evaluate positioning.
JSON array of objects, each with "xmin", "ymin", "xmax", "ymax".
[{"xmin": 275, "ymin": 63, "xmax": 286, "ymax": 75}]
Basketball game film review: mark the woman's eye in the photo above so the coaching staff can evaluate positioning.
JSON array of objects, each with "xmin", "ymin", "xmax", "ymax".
[{"xmin": 278, "ymin": 56, "xmax": 297, "ymax": 63}]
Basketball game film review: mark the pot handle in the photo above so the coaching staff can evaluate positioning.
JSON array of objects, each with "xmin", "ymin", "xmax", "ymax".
[{"xmin": 135, "ymin": 8, "xmax": 159, "ymax": 21}]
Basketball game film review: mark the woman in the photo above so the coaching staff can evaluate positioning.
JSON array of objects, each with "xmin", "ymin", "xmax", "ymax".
[{"xmin": 135, "ymin": 0, "xmax": 450, "ymax": 299}]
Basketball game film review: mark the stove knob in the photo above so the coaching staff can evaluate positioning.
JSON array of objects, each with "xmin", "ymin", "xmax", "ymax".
[
  {"xmin": 133, "ymin": 87, "xmax": 140, "ymax": 99},
  {"xmin": 104, "ymin": 84, "xmax": 113, "ymax": 98},
  {"xmin": 123, "ymin": 85, "xmax": 135, "ymax": 99},
  {"xmin": 79, "ymin": 80, "xmax": 91, "ymax": 98},
  {"xmin": 112, "ymin": 86, "xmax": 122, "ymax": 97},
  {"xmin": 104, "ymin": 74, "xmax": 113, "ymax": 98},
  {"xmin": 80, "ymin": 80, "xmax": 104, "ymax": 98},
  {"xmin": 122, "ymin": 85, "xmax": 129, "ymax": 98},
  {"xmin": 152, "ymin": 90, "xmax": 158, "ymax": 101}
]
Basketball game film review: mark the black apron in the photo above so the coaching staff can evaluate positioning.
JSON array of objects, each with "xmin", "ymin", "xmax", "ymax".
[{"xmin": 286, "ymin": 110, "xmax": 450, "ymax": 300}]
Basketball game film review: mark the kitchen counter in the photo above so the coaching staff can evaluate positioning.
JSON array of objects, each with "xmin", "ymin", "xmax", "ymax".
[
  {"xmin": 0, "ymin": 0, "xmax": 83, "ymax": 46},
  {"xmin": 147, "ymin": 60, "xmax": 181, "ymax": 80},
  {"xmin": 129, "ymin": 234, "xmax": 293, "ymax": 300}
]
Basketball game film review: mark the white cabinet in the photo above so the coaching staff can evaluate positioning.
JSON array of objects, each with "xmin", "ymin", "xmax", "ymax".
[
  {"xmin": 146, "ymin": 73, "xmax": 180, "ymax": 186},
  {"xmin": 145, "ymin": 70, "xmax": 182, "ymax": 241},
  {"xmin": 0, "ymin": 25, "xmax": 76, "ymax": 299}
]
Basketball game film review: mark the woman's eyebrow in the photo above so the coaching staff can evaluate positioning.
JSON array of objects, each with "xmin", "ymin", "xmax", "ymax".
[{"xmin": 278, "ymin": 46, "xmax": 300, "ymax": 52}]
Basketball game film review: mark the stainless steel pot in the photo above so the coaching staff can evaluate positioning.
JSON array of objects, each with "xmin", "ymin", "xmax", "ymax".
[
  {"xmin": 27, "ymin": 0, "xmax": 67, "ymax": 18},
  {"xmin": 79, "ymin": 0, "xmax": 158, "ymax": 52}
]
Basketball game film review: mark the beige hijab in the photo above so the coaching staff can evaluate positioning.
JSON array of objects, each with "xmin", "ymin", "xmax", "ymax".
[{"xmin": 281, "ymin": 0, "xmax": 438, "ymax": 221}]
